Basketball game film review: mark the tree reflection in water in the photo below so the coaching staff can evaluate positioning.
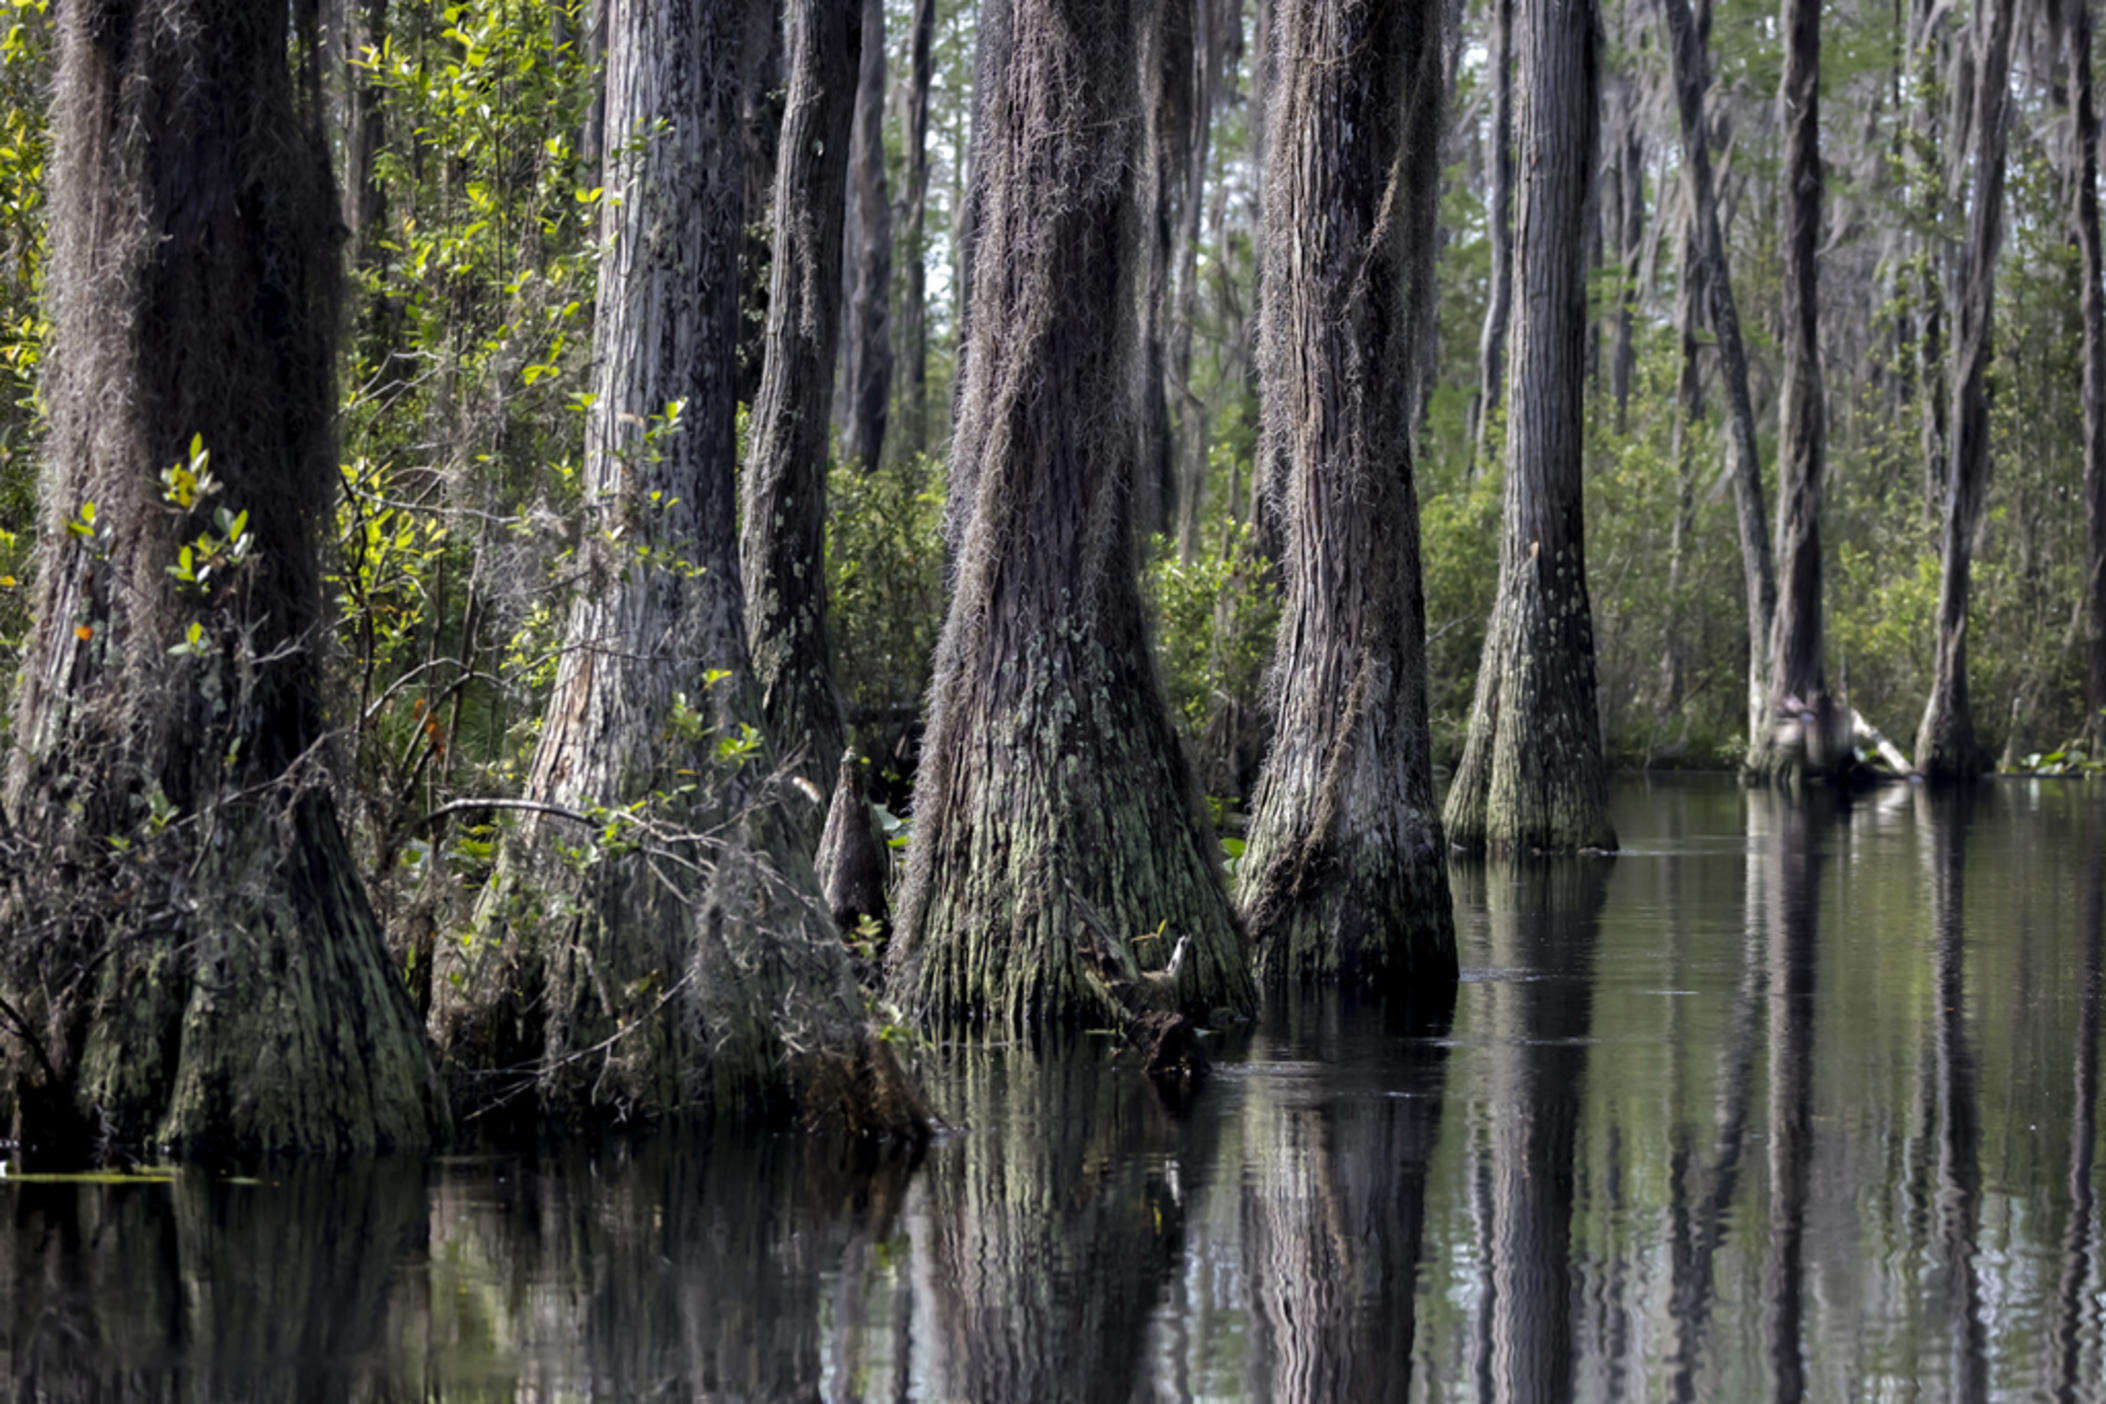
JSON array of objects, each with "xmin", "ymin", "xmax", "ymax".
[
  {"xmin": 1237, "ymin": 985, "xmax": 1455, "ymax": 1401},
  {"xmin": 6, "ymin": 781, "xmax": 2106, "ymax": 1400}
]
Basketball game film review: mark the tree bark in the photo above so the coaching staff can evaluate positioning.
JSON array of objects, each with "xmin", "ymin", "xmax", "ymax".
[
  {"xmin": 1910, "ymin": 0, "xmax": 1951, "ymax": 519},
  {"xmin": 1661, "ymin": 0, "xmax": 1778, "ymax": 755},
  {"xmin": 1658, "ymin": 196, "xmax": 1707, "ymax": 725},
  {"xmin": 0, "ymin": 0, "xmax": 443, "ymax": 1162},
  {"xmin": 736, "ymin": 0, "xmax": 786, "ymax": 411},
  {"xmin": 1749, "ymin": 0, "xmax": 1842, "ymax": 785},
  {"xmin": 885, "ymin": 0, "xmax": 1256, "ymax": 1030},
  {"xmin": 1471, "ymin": 0, "xmax": 1516, "ymax": 470},
  {"xmin": 1134, "ymin": 0, "xmax": 1194, "ymax": 545},
  {"xmin": 1247, "ymin": 0, "xmax": 1288, "ymax": 569},
  {"xmin": 897, "ymin": 0, "xmax": 938, "ymax": 462},
  {"xmin": 2068, "ymin": 0, "xmax": 2106, "ymax": 756},
  {"xmin": 1610, "ymin": 78, "xmax": 1643, "ymax": 434},
  {"xmin": 740, "ymin": 0, "xmax": 857, "ymax": 803},
  {"xmin": 1237, "ymin": 0, "xmax": 1456, "ymax": 995},
  {"xmin": 1915, "ymin": 0, "xmax": 2016, "ymax": 783},
  {"xmin": 429, "ymin": 0, "xmax": 927, "ymax": 1139},
  {"xmin": 838, "ymin": 0, "xmax": 892, "ymax": 476},
  {"xmin": 342, "ymin": 0, "xmax": 389, "ymax": 274},
  {"xmin": 1169, "ymin": 0, "xmax": 1233, "ymax": 563},
  {"xmin": 1443, "ymin": 0, "xmax": 1617, "ymax": 856},
  {"xmin": 944, "ymin": 0, "xmax": 1012, "ymax": 558}
]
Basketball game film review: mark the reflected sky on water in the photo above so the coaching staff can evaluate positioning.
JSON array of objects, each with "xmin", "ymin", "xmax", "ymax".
[{"xmin": 5, "ymin": 777, "xmax": 2104, "ymax": 1401}]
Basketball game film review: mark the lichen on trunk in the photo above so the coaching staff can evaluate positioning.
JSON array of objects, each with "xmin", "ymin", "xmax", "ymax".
[
  {"xmin": 1236, "ymin": 0, "xmax": 1456, "ymax": 995},
  {"xmin": 886, "ymin": 0, "xmax": 1255, "ymax": 1031}
]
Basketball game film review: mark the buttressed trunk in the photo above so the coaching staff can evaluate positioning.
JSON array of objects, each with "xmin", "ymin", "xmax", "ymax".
[
  {"xmin": 887, "ymin": 0, "xmax": 1256, "ymax": 1030},
  {"xmin": 0, "ymin": 0, "xmax": 443, "ymax": 1161},
  {"xmin": 1443, "ymin": 0, "xmax": 1618, "ymax": 855},
  {"xmin": 428, "ymin": 0, "xmax": 927, "ymax": 1140},
  {"xmin": 1237, "ymin": 0, "xmax": 1457, "ymax": 994},
  {"xmin": 740, "ymin": 0, "xmax": 857, "ymax": 803}
]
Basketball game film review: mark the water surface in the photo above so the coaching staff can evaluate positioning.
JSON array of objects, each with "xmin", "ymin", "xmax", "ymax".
[{"xmin": 6, "ymin": 777, "xmax": 2104, "ymax": 1400}]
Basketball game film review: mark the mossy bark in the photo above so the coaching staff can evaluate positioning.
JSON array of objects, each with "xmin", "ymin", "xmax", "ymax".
[
  {"xmin": 739, "ymin": 0, "xmax": 856, "ymax": 801},
  {"xmin": 1236, "ymin": 0, "xmax": 1456, "ymax": 996},
  {"xmin": 427, "ymin": 0, "xmax": 927, "ymax": 1142},
  {"xmin": 0, "ymin": 0, "xmax": 442, "ymax": 1163},
  {"xmin": 1916, "ymin": 0, "xmax": 2014, "ymax": 784},
  {"xmin": 886, "ymin": 0, "xmax": 1255, "ymax": 1031},
  {"xmin": 1443, "ymin": 0, "xmax": 1616, "ymax": 857}
]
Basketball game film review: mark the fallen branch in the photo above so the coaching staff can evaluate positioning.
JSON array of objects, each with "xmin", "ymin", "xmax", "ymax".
[{"xmin": 1850, "ymin": 708, "xmax": 1918, "ymax": 779}]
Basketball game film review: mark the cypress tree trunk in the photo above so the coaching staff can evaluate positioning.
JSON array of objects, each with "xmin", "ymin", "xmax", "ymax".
[
  {"xmin": 945, "ymin": 0, "xmax": 1013, "ymax": 558},
  {"xmin": 1658, "ymin": 199, "xmax": 1707, "ymax": 724},
  {"xmin": 740, "ymin": 0, "xmax": 857, "ymax": 801},
  {"xmin": 1169, "ymin": 0, "xmax": 1229, "ymax": 563},
  {"xmin": 1134, "ymin": 0, "xmax": 1193, "ymax": 545},
  {"xmin": 1661, "ymin": 0, "xmax": 1778, "ymax": 754},
  {"xmin": 2069, "ymin": 0, "xmax": 2106, "ymax": 757},
  {"xmin": 0, "ymin": 0, "xmax": 443, "ymax": 1162},
  {"xmin": 1246, "ymin": 0, "xmax": 1288, "ymax": 569},
  {"xmin": 1443, "ymin": 0, "xmax": 1617, "ymax": 856},
  {"xmin": 1915, "ymin": 0, "xmax": 2015, "ymax": 783},
  {"xmin": 1610, "ymin": 104, "xmax": 1642, "ymax": 435},
  {"xmin": 429, "ymin": 0, "xmax": 927, "ymax": 1139},
  {"xmin": 736, "ymin": 1, "xmax": 786, "ymax": 410},
  {"xmin": 1749, "ymin": 0, "xmax": 1841, "ymax": 785},
  {"xmin": 898, "ymin": 0, "xmax": 938, "ymax": 462},
  {"xmin": 343, "ymin": 0, "xmax": 389, "ymax": 275},
  {"xmin": 838, "ymin": 0, "xmax": 891, "ymax": 476},
  {"xmin": 1237, "ymin": 0, "xmax": 1457, "ymax": 994},
  {"xmin": 1470, "ymin": 0, "xmax": 1516, "ymax": 469},
  {"xmin": 885, "ymin": 0, "xmax": 1255, "ymax": 1030},
  {"xmin": 1911, "ymin": 0, "xmax": 1951, "ymax": 520}
]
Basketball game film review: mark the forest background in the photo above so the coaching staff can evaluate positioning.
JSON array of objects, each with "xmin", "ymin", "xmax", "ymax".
[{"xmin": 1, "ymin": 0, "xmax": 2101, "ymax": 824}]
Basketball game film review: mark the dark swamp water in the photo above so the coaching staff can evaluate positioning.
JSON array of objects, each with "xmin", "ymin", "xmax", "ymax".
[{"xmin": 5, "ymin": 777, "xmax": 2106, "ymax": 1401}]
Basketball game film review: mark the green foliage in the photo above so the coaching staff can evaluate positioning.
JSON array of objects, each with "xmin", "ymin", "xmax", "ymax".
[
  {"xmin": 827, "ymin": 448, "xmax": 947, "ymax": 745},
  {"xmin": 1140, "ymin": 520, "xmax": 1279, "ymax": 742},
  {"xmin": 0, "ymin": 0, "xmax": 46, "ymax": 699}
]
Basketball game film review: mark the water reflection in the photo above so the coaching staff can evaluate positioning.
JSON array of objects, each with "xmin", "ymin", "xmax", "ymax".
[
  {"xmin": 4, "ymin": 1158, "xmax": 428, "ymax": 1401},
  {"xmin": 1237, "ymin": 988, "xmax": 1454, "ymax": 1401},
  {"xmin": 4, "ymin": 779, "xmax": 2106, "ymax": 1401}
]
